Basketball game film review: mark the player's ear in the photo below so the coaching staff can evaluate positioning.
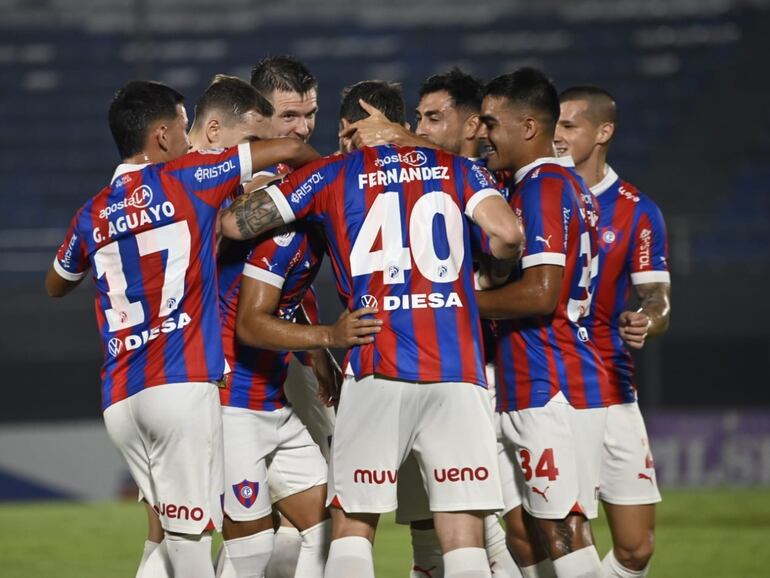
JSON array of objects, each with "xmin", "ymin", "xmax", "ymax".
[
  {"xmin": 597, "ymin": 121, "xmax": 615, "ymax": 146},
  {"xmin": 205, "ymin": 118, "xmax": 220, "ymax": 145},
  {"xmin": 522, "ymin": 116, "xmax": 538, "ymax": 141},
  {"xmin": 154, "ymin": 121, "xmax": 170, "ymax": 152},
  {"xmin": 464, "ymin": 114, "xmax": 481, "ymax": 140},
  {"xmin": 403, "ymin": 121, "xmax": 411, "ymax": 131}
]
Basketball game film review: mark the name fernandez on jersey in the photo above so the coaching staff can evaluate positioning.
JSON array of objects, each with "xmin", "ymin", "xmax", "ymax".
[{"xmin": 357, "ymin": 165, "xmax": 450, "ymax": 189}]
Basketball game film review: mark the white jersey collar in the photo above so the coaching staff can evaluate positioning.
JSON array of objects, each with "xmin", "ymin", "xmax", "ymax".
[
  {"xmin": 590, "ymin": 165, "xmax": 619, "ymax": 197},
  {"xmin": 111, "ymin": 163, "xmax": 149, "ymax": 184},
  {"xmin": 514, "ymin": 155, "xmax": 575, "ymax": 184}
]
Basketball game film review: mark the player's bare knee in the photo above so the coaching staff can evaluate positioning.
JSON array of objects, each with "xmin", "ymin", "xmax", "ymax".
[
  {"xmin": 223, "ymin": 514, "xmax": 274, "ymax": 540},
  {"xmin": 614, "ymin": 534, "xmax": 654, "ymax": 571}
]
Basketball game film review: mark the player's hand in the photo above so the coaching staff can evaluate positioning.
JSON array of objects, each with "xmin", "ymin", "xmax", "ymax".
[
  {"xmin": 618, "ymin": 310, "xmax": 651, "ymax": 349},
  {"xmin": 242, "ymin": 172, "xmax": 286, "ymax": 195},
  {"xmin": 328, "ymin": 307, "xmax": 382, "ymax": 348},
  {"xmin": 310, "ymin": 348, "xmax": 343, "ymax": 408},
  {"xmin": 339, "ymin": 99, "xmax": 408, "ymax": 149}
]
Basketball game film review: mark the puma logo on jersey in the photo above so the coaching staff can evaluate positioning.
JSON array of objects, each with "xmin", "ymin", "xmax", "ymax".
[
  {"xmin": 412, "ymin": 566, "xmax": 438, "ymax": 577},
  {"xmin": 535, "ymin": 235, "xmax": 552, "ymax": 248},
  {"xmin": 531, "ymin": 486, "xmax": 550, "ymax": 501},
  {"xmin": 260, "ymin": 257, "xmax": 277, "ymax": 272},
  {"xmin": 638, "ymin": 472, "xmax": 653, "ymax": 484}
]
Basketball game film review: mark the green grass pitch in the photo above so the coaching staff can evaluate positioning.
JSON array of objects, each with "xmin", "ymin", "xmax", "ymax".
[{"xmin": 1, "ymin": 489, "xmax": 768, "ymax": 577}]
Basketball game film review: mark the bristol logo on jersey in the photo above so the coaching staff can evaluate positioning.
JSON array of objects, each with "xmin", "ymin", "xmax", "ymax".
[{"xmin": 232, "ymin": 480, "xmax": 259, "ymax": 508}]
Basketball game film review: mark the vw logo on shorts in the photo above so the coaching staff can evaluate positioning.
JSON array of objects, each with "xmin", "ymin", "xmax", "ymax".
[{"xmin": 360, "ymin": 294, "xmax": 378, "ymax": 309}]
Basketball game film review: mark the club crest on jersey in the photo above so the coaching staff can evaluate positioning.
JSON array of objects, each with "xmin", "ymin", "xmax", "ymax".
[
  {"xmin": 360, "ymin": 294, "xmax": 379, "ymax": 309},
  {"xmin": 232, "ymin": 480, "xmax": 259, "ymax": 508},
  {"xmin": 273, "ymin": 230, "xmax": 296, "ymax": 247},
  {"xmin": 602, "ymin": 228, "xmax": 616, "ymax": 245}
]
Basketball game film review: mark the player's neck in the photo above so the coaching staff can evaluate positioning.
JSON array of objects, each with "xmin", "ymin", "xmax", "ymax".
[
  {"xmin": 576, "ymin": 152, "xmax": 607, "ymax": 189},
  {"xmin": 460, "ymin": 139, "xmax": 479, "ymax": 159},
  {"xmin": 187, "ymin": 130, "xmax": 206, "ymax": 153}
]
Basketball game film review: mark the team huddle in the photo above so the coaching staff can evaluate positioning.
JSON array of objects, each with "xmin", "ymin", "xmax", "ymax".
[{"xmin": 46, "ymin": 56, "xmax": 671, "ymax": 578}]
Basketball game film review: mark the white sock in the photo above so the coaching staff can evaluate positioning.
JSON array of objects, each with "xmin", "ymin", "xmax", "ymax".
[
  {"xmin": 265, "ymin": 526, "xmax": 302, "ymax": 578},
  {"xmin": 140, "ymin": 539, "xmax": 172, "ymax": 578},
  {"xmin": 444, "ymin": 547, "xmax": 490, "ymax": 578},
  {"xmin": 323, "ymin": 536, "xmax": 374, "ymax": 578},
  {"xmin": 165, "ymin": 533, "xmax": 215, "ymax": 578},
  {"xmin": 294, "ymin": 520, "xmax": 331, "ymax": 578},
  {"xmin": 521, "ymin": 560, "xmax": 557, "ymax": 578},
  {"xmin": 552, "ymin": 546, "xmax": 602, "ymax": 578},
  {"xmin": 484, "ymin": 515, "xmax": 522, "ymax": 578},
  {"xmin": 601, "ymin": 550, "xmax": 649, "ymax": 578},
  {"xmin": 410, "ymin": 527, "xmax": 444, "ymax": 578},
  {"xmin": 135, "ymin": 540, "xmax": 158, "ymax": 578},
  {"xmin": 223, "ymin": 529, "xmax": 275, "ymax": 578},
  {"xmin": 214, "ymin": 542, "xmax": 237, "ymax": 578}
]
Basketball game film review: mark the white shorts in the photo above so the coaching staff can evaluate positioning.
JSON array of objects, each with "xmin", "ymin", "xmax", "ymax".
[
  {"xmin": 328, "ymin": 375, "xmax": 503, "ymax": 514},
  {"xmin": 599, "ymin": 401, "xmax": 662, "ymax": 505},
  {"xmin": 284, "ymin": 356, "xmax": 336, "ymax": 460},
  {"xmin": 103, "ymin": 382, "xmax": 224, "ymax": 534},
  {"xmin": 495, "ymin": 412, "xmax": 523, "ymax": 516},
  {"xmin": 498, "ymin": 392, "xmax": 605, "ymax": 520},
  {"xmin": 394, "ymin": 363, "xmax": 501, "ymax": 525},
  {"xmin": 222, "ymin": 405, "xmax": 327, "ymax": 521}
]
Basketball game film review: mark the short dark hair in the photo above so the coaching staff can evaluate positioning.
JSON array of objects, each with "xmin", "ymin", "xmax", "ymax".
[
  {"xmin": 250, "ymin": 56, "xmax": 317, "ymax": 97},
  {"xmin": 484, "ymin": 67, "xmax": 560, "ymax": 133},
  {"xmin": 559, "ymin": 85, "xmax": 617, "ymax": 126},
  {"xmin": 339, "ymin": 80, "xmax": 406, "ymax": 125},
  {"xmin": 419, "ymin": 67, "xmax": 484, "ymax": 112},
  {"xmin": 195, "ymin": 74, "xmax": 274, "ymax": 125},
  {"xmin": 108, "ymin": 80, "xmax": 184, "ymax": 159}
]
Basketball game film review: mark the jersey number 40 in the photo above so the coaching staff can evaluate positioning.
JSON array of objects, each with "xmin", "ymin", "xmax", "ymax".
[{"xmin": 350, "ymin": 191, "xmax": 464, "ymax": 285}]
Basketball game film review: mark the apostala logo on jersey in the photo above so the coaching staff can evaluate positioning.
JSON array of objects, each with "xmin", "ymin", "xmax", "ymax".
[
  {"xmin": 107, "ymin": 312, "xmax": 192, "ymax": 357},
  {"xmin": 99, "ymin": 185, "xmax": 154, "ymax": 219},
  {"xmin": 194, "ymin": 159, "xmax": 236, "ymax": 183},
  {"xmin": 374, "ymin": 150, "xmax": 427, "ymax": 168}
]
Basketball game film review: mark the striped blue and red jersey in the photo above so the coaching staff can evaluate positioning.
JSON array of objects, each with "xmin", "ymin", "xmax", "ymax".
[
  {"xmin": 53, "ymin": 145, "xmax": 254, "ymax": 409},
  {"xmin": 585, "ymin": 166, "xmax": 670, "ymax": 403},
  {"xmin": 218, "ymin": 222, "xmax": 325, "ymax": 410},
  {"xmin": 264, "ymin": 144, "xmax": 504, "ymax": 387},
  {"xmin": 493, "ymin": 156, "xmax": 610, "ymax": 411}
]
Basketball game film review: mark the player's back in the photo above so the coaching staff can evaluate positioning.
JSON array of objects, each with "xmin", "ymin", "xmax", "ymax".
[
  {"xmin": 587, "ymin": 167, "xmax": 670, "ymax": 401},
  {"xmin": 275, "ymin": 144, "xmax": 503, "ymax": 387},
  {"xmin": 55, "ymin": 145, "xmax": 252, "ymax": 408},
  {"xmin": 494, "ymin": 159, "xmax": 609, "ymax": 411}
]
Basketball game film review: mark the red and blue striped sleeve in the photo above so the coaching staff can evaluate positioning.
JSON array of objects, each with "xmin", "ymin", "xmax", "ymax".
[
  {"xmin": 516, "ymin": 176, "xmax": 569, "ymax": 269},
  {"xmin": 165, "ymin": 145, "xmax": 252, "ymax": 208},
  {"xmin": 630, "ymin": 195, "xmax": 670, "ymax": 285},
  {"xmin": 242, "ymin": 229, "xmax": 306, "ymax": 290},
  {"xmin": 53, "ymin": 208, "xmax": 90, "ymax": 281}
]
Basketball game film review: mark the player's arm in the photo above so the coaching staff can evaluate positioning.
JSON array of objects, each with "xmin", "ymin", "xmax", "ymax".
[
  {"xmin": 45, "ymin": 265, "xmax": 86, "ymax": 297},
  {"xmin": 475, "ymin": 264, "xmax": 562, "ymax": 320},
  {"xmin": 341, "ymin": 99, "xmax": 440, "ymax": 150},
  {"xmin": 248, "ymin": 138, "xmax": 320, "ymax": 171},
  {"xmin": 235, "ymin": 277, "xmax": 382, "ymax": 351},
  {"xmin": 470, "ymin": 195, "xmax": 525, "ymax": 261},
  {"xmin": 618, "ymin": 282, "xmax": 671, "ymax": 349},
  {"xmin": 294, "ymin": 306, "xmax": 343, "ymax": 407}
]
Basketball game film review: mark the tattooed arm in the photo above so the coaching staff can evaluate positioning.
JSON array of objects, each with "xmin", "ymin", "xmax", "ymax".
[{"xmin": 219, "ymin": 187, "xmax": 286, "ymax": 240}]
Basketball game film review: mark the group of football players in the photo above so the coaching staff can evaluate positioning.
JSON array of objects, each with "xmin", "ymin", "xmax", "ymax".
[{"xmin": 46, "ymin": 55, "xmax": 671, "ymax": 578}]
